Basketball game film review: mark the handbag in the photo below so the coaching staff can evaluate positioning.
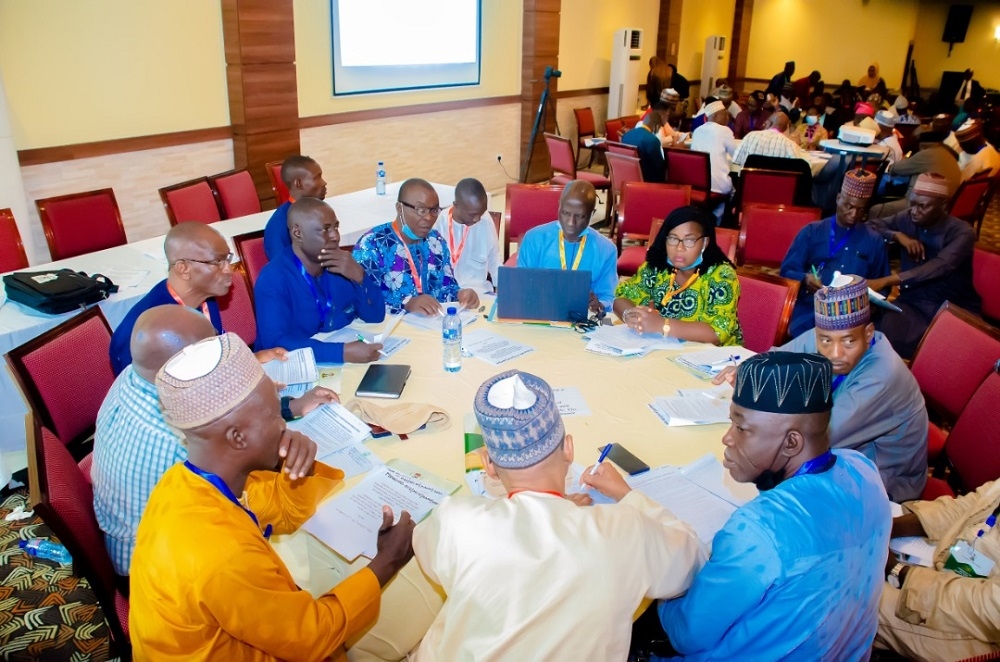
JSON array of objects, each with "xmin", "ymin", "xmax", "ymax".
[{"xmin": 2, "ymin": 269, "xmax": 118, "ymax": 314}]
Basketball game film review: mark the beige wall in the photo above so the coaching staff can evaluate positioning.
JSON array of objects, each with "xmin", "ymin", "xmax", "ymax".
[
  {"xmin": 911, "ymin": 1, "xmax": 1000, "ymax": 91},
  {"xmin": 555, "ymin": 93, "xmax": 609, "ymax": 160},
  {"xmin": 677, "ymin": 0, "xmax": 736, "ymax": 100},
  {"xmin": 0, "ymin": 0, "xmax": 229, "ymax": 150}
]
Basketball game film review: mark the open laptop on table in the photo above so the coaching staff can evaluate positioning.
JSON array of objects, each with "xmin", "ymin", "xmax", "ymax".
[{"xmin": 494, "ymin": 266, "xmax": 590, "ymax": 325}]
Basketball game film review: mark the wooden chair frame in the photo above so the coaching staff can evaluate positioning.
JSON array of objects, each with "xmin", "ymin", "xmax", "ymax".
[
  {"xmin": 266, "ymin": 159, "xmax": 291, "ymax": 205},
  {"xmin": 208, "ymin": 168, "xmax": 262, "ymax": 219},
  {"xmin": 949, "ymin": 172, "xmax": 998, "ymax": 237},
  {"xmin": 35, "ymin": 188, "xmax": 126, "ymax": 261},
  {"xmin": 573, "ymin": 107, "xmax": 598, "ymax": 169},
  {"xmin": 158, "ymin": 176, "xmax": 224, "ymax": 227},
  {"xmin": 0, "ymin": 207, "xmax": 29, "ymax": 271}
]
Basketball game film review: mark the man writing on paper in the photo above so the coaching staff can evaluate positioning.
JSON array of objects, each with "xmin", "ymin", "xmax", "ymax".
[
  {"xmin": 431, "ymin": 178, "xmax": 500, "ymax": 294},
  {"xmin": 655, "ymin": 353, "xmax": 891, "ymax": 660},
  {"xmin": 406, "ymin": 370, "xmax": 704, "ymax": 660},
  {"xmin": 255, "ymin": 198, "xmax": 386, "ymax": 364},
  {"xmin": 263, "ymin": 155, "xmax": 328, "ymax": 259},
  {"xmin": 517, "ymin": 180, "xmax": 619, "ymax": 317},
  {"xmin": 354, "ymin": 178, "xmax": 479, "ymax": 314},
  {"xmin": 129, "ymin": 333, "xmax": 415, "ymax": 660},
  {"xmin": 93, "ymin": 305, "xmax": 336, "ymax": 580},
  {"xmin": 876, "ymin": 480, "xmax": 1000, "ymax": 660}
]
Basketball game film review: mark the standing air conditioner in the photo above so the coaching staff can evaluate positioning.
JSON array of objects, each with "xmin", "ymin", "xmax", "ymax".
[
  {"xmin": 608, "ymin": 28, "xmax": 643, "ymax": 119},
  {"xmin": 701, "ymin": 35, "xmax": 727, "ymax": 98}
]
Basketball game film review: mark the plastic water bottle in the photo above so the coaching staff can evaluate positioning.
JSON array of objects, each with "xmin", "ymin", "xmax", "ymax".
[
  {"xmin": 375, "ymin": 161, "xmax": 387, "ymax": 196},
  {"xmin": 19, "ymin": 538, "xmax": 72, "ymax": 564},
  {"xmin": 443, "ymin": 307, "xmax": 462, "ymax": 373}
]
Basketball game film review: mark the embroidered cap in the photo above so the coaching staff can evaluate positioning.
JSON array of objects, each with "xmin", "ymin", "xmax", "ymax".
[
  {"xmin": 955, "ymin": 119, "xmax": 984, "ymax": 142},
  {"xmin": 912, "ymin": 172, "xmax": 952, "ymax": 199},
  {"xmin": 660, "ymin": 88, "xmax": 681, "ymax": 103},
  {"xmin": 814, "ymin": 274, "xmax": 870, "ymax": 331},
  {"xmin": 704, "ymin": 100, "xmax": 726, "ymax": 117},
  {"xmin": 733, "ymin": 352, "xmax": 833, "ymax": 415},
  {"xmin": 875, "ymin": 110, "xmax": 897, "ymax": 127},
  {"xmin": 841, "ymin": 168, "xmax": 877, "ymax": 199},
  {"xmin": 474, "ymin": 370, "xmax": 565, "ymax": 469},
  {"xmin": 156, "ymin": 333, "xmax": 265, "ymax": 430}
]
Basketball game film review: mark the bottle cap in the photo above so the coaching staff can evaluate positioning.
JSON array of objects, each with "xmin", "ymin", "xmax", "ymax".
[{"xmin": 447, "ymin": 307, "xmax": 457, "ymax": 315}]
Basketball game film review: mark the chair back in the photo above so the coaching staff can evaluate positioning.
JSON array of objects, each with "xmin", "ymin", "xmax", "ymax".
[
  {"xmin": 0, "ymin": 208, "xmax": 29, "ymax": 272},
  {"xmin": 29, "ymin": 420, "xmax": 130, "ymax": 654},
  {"xmin": 267, "ymin": 160, "xmax": 291, "ymax": 205},
  {"xmin": 5, "ymin": 307, "xmax": 115, "ymax": 449},
  {"xmin": 738, "ymin": 203, "xmax": 822, "ymax": 268},
  {"xmin": 736, "ymin": 268, "xmax": 800, "ymax": 352},
  {"xmin": 605, "ymin": 141, "xmax": 640, "ymax": 157},
  {"xmin": 233, "ymin": 230, "xmax": 268, "ymax": 286},
  {"xmin": 574, "ymin": 107, "xmax": 596, "ymax": 138},
  {"xmin": 617, "ymin": 183, "xmax": 691, "ymax": 251},
  {"xmin": 945, "ymin": 372, "xmax": 1000, "ymax": 493},
  {"xmin": 948, "ymin": 172, "xmax": 994, "ymax": 227},
  {"xmin": 621, "ymin": 115, "xmax": 641, "ymax": 131},
  {"xmin": 209, "ymin": 169, "xmax": 262, "ymax": 219},
  {"xmin": 715, "ymin": 227, "xmax": 739, "ymax": 263},
  {"xmin": 159, "ymin": 177, "xmax": 223, "ymax": 226},
  {"xmin": 910, "ymin": 301, "xmax": 1000, "ymax": 424},
  {"xmin": 665, "ymin": 148, "xmax": 711, "ymax": 193},
  {"xmin": 739, "ymin": 168, "xmax": 800, "ymax": 208},
  {"xmin": 35, "ymin": 189, "xmax": 127, "ymax": 261},
  {"xmin": 503, "ymin": 184, "xmax": 563, "ymax": 261},
  {"xmin": 973, "ymin": 247, "xmax": 1000, "ymax": 323},
  {"xmin": 543, "ymin": 133, "xmax": 577, "ymax": 179},
  {"xmin": 217, "ymin": 263, "xmax": 257, "ymax": 347},
  {"xmin": 605, "ymin": 117, "xmax": 625, "ymax": 142},
  {"xmin": 606, "ymin": 153, "xmax": 645, "ymax": 200}
]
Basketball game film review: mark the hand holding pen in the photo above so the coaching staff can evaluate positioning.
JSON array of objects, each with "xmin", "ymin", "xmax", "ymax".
[{"xmin": 580, "ymin": 444, "xmax": 632, "ymax": 502}]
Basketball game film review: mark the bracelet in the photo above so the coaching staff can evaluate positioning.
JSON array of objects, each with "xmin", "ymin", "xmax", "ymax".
[{"xmin": 662, "ymin": 320, "xmax": 671, "ymax": 337}]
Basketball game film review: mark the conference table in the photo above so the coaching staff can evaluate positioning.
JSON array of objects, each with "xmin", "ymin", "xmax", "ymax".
[{"xmin": 0, "ymin": 181, "xmax": 456, "ymax": 484}]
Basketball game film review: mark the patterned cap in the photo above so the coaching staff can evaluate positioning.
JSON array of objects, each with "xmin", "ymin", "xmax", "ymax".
[
  {"xmin": 473, "ymin": 370, "xmax": 565, "ymax": 469},
  {"xmin": 841, "ymin": 168, "xmax": 876, "ymax": 199},
  {"xmin": 704, "ymin": 100, "xmax": 726, "ymax": 117},
  {"xmin": 955, "ymin": 119, "xmax": 984, "ymax": 142},
  {"xmin": 660, "ymin": 88, "xmax": 680, "ymax": 102},
  {"xmin": 854, "ymin": 102, "xmax": 875, "ymax": 117},
  {"xmin": 912, "ymin": 172, "xmax": 951, "ymax": 199},
  {"xmin": 714, "ymin": 86, "xmax": 733, "ymax": 101},
  {"xmin": 814, "ymin": 274, "xmax": 870, "ymax": 331},
  {"xmin": 733, "ymin": 352, "xmax": 833, "ymax": 415},
  {"xmin": 875, "ymin": 110, "xmax": 897, "ymax": 127},
  {"xmin": 156, "ymin": 333, "xmax": 265, "ymax": 430}
]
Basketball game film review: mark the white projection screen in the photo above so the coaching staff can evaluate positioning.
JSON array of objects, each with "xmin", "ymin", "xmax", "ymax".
[{"xmin": 331, "ymin": 0, "xmax": 482, "ymax": 96}]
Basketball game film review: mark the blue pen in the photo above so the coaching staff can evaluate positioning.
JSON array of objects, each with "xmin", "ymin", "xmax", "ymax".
[{"xmin": 589, "ymin": 443, "xmax": 613, "ymax": 475}]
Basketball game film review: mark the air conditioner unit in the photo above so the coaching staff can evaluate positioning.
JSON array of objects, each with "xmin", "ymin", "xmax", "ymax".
[
  {"xmin": 700, "ymin": 35, "xmax": 727, "ymax": 98},
  {"xmin": 608, "ymin": 28, "xmax": 643, "ymax": 119}
]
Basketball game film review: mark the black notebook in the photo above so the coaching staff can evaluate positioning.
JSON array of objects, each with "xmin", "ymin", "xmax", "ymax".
[{"xmin": 355, "ymin": 364, "xmax": 412, "ymax": 399}]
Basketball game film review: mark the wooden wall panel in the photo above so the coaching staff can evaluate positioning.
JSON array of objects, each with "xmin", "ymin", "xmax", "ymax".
[
  {"xmin": 728, "ymin": 0, "xmax": 755, "ymax": 94},
  {"xmin": 656, "ymin": 0, "xmax": 683, "ymax": 64},
  {"xmin": 520, "ymin": 2, "xmax": 560, "ymax": 183}
]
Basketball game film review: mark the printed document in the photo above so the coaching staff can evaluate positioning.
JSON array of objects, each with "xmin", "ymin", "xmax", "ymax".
[
  {"xmin": 261, "ymin": 348, "xmax": 318, "ymax": 385},
  {"xmin": 674, "ymin": 346, "xmax": 754, "ymax": 377},
  {"xmin": 462, "ymin": 328, "xmax": 534, "ymax": 365},
  {"xmin": 649, "ymin": 396, "xmax": 731, "ymax": 426},
  {"xmin": 285, "ymin": 402, "xmax": 371, "ymax": 459},
  {"xmin": 552, "ymin": 387, "xmax": 591, "ymax": 417},
  {"xmin": 313, "ymin": 326, "xmax": 410, "ymax": 359}
]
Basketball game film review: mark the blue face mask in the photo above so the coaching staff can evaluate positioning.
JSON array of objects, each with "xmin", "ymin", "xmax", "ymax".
[
  {"xmin": 805, "ymin": 115, "xmax": 818, "ymax": 125},
  {"xmin": 666, "ymin": 243, "xmax": 707, "ymax": 271},
  {"xmin": 400, "ymin": 219, "xmax": 422, "ymax": 241}
]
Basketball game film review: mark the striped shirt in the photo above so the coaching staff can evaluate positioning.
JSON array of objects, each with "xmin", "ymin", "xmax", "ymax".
[
  {"xmin": 92, "ymin": 365, "xmax": 188, "ymax": 575},
  {"xmin": 733, "ymin": 128, "xmax": 807, "ymax": 166}
]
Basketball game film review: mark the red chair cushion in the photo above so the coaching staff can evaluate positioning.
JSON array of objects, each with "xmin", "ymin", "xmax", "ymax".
[
  {"xmin": 617, "ymin": 246, "xmax": 646, "ymax": 277},
  {"xmin": 920, "ymin": 476, "xmax": 955, "ymax": 501},
  {"xmin": 235, "ymin": 234, "xmax": 268, "ymax": 286},
  {"xmin": 166, "ymin": 181, "xmax": 222, "ymax": 225},
  {"xmin": 504, "ymin": 252, "xmax": 518, "ymax": 267},
  {"xmin": 41, "ymin": 193, "xmax": 127, "ymax": 259},
  {"xmin": 973, "ymin": 248, "xmax": 1000, "ymax": 322},
  {"xmin": 575, "ymin": 171, "xmax": 612, "ymax": 189},
  {"xmin": 78, "ymin": 452, "xmax": 94, "ymax": 486},
  {"xmin": 945, "ymin": 373, "xmax": 1000, "ymax": 492},
  {"xmin": 926, "ymin": 422, "xmax": 948, "ymax": 462},
  {"xmin": 217, "ymin": 266, "xmax": 257, "ymax": 347},
  {"xmin": 737, "ymin": 273, "xmax": 797, "ymax": 352},
  {"xmin": 214, "ymin": 171, "xmax": 261, "ymax": 219}
]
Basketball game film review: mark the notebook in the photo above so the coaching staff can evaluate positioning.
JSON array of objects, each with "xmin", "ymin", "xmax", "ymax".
[
  {"xmin": 495, "ymin": 266, "xmax": 590, "ymax": 323},
  {"xmin": 355, "ymin": 364, "xmax": 411, "ymax": 399}
]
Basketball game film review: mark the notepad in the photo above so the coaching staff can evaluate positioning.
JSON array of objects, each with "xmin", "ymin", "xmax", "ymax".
[{"xmin": 355, "ymin": 364, "xmax": 411, "ymax": 399}]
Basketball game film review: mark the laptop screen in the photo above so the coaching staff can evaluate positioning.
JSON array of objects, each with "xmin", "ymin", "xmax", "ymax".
[{"xmin": 496, "ymin": 267, "xmax": 591, "ymax": 322}]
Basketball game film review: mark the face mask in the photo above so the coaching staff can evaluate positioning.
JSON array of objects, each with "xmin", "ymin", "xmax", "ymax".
[
  {"xmin": 400, "ymin": 218, "xmax": 422, "ymax": 241},
  {"xmin": 805, "ymin": 115, "xmax": 818, "ymax": 125},
  {"xmin": 752, "ymin": 467, "xmax": 788, "ymax": 491},
  {"xmin": 666, "ymin": 243, "xmax": 706, "ymax": 270}
]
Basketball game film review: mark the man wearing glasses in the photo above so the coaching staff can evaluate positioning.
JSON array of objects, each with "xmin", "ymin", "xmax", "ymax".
[{"xmin": 353, "ymin": 178, "xmax": 480, "ymax": 314}]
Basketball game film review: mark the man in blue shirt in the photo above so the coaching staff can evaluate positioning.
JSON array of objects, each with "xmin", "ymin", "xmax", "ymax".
[
  {"xmin": 780, "ymin": 169, "xmax": 889, "ymax": 337},
  {"xmin": 517, "ymin": 180, "xmax": 619, "ymax": 316},
  {"xmin": 654, "ymin": 352, "xmax": 891, "ymax": 660},
  {"xmin": 621, "ymin": 110, "xmax": 667, "ymax": 183},
  {"xmin": 263, "ymin": 156, "xmax": 328, "ymax": 260},
  {"xmin": 255, "ymin": 198, "xmax": 386, "ymax": 363}
]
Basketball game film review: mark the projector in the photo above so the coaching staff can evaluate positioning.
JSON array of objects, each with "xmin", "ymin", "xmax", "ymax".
[{"xmin": 838, "ymin": 126, "xmax": 877, "ymax": 146}]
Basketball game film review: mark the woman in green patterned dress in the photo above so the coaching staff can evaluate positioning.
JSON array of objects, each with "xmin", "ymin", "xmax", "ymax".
[{"xmin": 613, "ymin": 205, "xmax": 742, "ymax": 346}]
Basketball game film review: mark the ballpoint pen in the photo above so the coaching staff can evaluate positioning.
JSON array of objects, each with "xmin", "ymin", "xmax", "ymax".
[
  {"xmin": 356, "ymin": 333, "xmax": 389, "ymax": 357},
  {"xmin": 590, "ymin": 443, "xmax": 612, "ymax": 475}
]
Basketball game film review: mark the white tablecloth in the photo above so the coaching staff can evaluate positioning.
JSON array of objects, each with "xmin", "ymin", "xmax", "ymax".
[{"xmin": 0, "ymin": 182, "xmax": 455, "ymax": 475}]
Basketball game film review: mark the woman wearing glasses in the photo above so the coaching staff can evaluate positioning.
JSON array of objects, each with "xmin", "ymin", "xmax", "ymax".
[{"xmin": 613, "ymin": 206, "xmax": 742, "ymax": 346}]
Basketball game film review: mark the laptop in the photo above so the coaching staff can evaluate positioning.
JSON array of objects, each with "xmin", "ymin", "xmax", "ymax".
[{"xmin": 495, "ymin": 266, "xmax": 591, "ymax": 324}]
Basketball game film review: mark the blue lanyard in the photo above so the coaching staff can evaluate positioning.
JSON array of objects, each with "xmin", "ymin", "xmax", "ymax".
[
  {"xmin": 793, "ymin": 450, "xmax": 836, "ymax": 477},
  {"xmin": 291, "ymin": 254, "xmax": 334, "ymax": 330},
  {"xmin": 184, "ymin": 461, "xmax": 272, "ymax": 539}
]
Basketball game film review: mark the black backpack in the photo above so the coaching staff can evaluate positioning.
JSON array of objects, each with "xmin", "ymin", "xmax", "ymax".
[{"xmin": 3, "ymin": 269, "xmax": 119, "ymax": 314}]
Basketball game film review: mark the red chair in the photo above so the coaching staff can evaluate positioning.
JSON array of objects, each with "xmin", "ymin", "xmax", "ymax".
[
  {"xmin": 949, "ymin": 172, "xmax": 997, "ymax": 237},
  {"xmin": 716, "ymin": 227, "xmax": 739, "ymax": 263},
  {"xmin": 233, "ymin": 230, "xmax": 268, "ymax": 286},
  {"xmin": 922, "ymin": 372, "xmax": 1000, "ymax": 498},
  {"xmin": 0, "ymin": 208, "xmax": 29, "ymax": 272},
  {"xmin": 738, "ymin": 168, "xmax": 800, "ymax": 210},
  {"xmin": 543, "ymin": 133, "xmax": 612, "ymax": 194},
  {"xmin": 621, "ymin": 115, "xmax": 641, "ymax": 131},
  {"xmin": 616, "ymin": 183, "xmax": 691, "ymax": 277},
  {"xmin": 502, "ymin": 183, "xmax": 563, "ymax": 263},
  {"xmin": 664, "ymin": 148, "xmax": 728, "ymax": 207},
  {"xmin": 28, "ymin": 420, "xmax": 130, "ymax": 657},
  {"xmin": 5, "ymin": 307, "xmax": 115, "ymax": 456},
  {"xmin": 737, "ymin": 203, "xmax": 822, "ymax": 268},
  {"xmin": 605, "ymin": 118, "xmax": 625, "ymax": 143},
  {"xmin": 218, "ymin": 262, "xmax": 257, "ymax": 347},
  {"xmin": 158, "ymin": 177, "xmax": 223, "ymax": 227},
  {"xmin": 736, "ymin": 269, "xmax": 800, "ymax": 352},
  {"xmin": 209, "ymin": 169, "xmax": 262, "ymax": 219},
  {"xmin": 909, "ymin": 302, "xmax": 1000, "ymax": 461},
  {"xmin": 605, "ymin": 141, "xmax": 639, "ymax": 157},
  {"xmin": 573, "ymin": 107, "xmax": 599, "ymax": 169},
  {"xmin": 35, "ymin": 189, "xmax": 127, "ymax": 261},
  {"xmin": 605, "ymin": 153, "xmax": 645, "ymax": 239},
  {"xmin": 267, "ymin": 160, "xmax": 291, "ymax": 205},
  {"xmin": 973, "ymin": 247, "xmax": 1000, "ymax": 324}
]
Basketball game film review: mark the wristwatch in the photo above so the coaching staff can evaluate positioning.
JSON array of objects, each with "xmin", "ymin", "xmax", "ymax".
[
  {"xmin": 887, "ymin": 562, "xmax": 906, "ymax": 589},
  {"xmin": 280, "ymin": 396, "xmax": 294, "ymax": 422},
  {"xmin": 662, "ymin": 320, "xmax": 671, "ymax": 337}
]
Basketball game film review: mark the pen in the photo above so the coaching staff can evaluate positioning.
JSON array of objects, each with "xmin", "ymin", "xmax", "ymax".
[
  {"xmin": 810, "ymin": 265, "xmax": 821, "ymax": 281},
  {"xmin": 356, "ymin": 333, "xmax": 389, "ymax": 357},
  {"xmin": 590, "ymin": 443, "xmax": 612, "ymax": 475},
  {"xmin": 730, "ymin": 354, "xmax": 740, "ymax": 368}
]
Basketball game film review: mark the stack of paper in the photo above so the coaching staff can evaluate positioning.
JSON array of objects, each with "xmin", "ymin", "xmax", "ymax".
[
  {"xmin": 649, "ymin": 395, "xmax": 731, "ymax": 426},
  {"xmin": 583, "ymin": 324, "xmax": 684, "ymax": 357},
  {"xmin": 261, "ymin": 348, "xmax": 319, "ymax": 397},
  {"xmin": 402, "ymin": 308, "xmax": 478, "ymax": 331},
  {"xmin": 890, "ymin": 537, "xmax": 936, "ymax": 567},
  {"xmin": 462, "ymin": 328, "xmax": 534, "ymax": 365},
  {"xmin": 673, "ymin": 346, "xmax": 754, "ymax": 377},
  {"xmin": 285, "ymin": 402, "xmax": 379, "ymax": 477}
]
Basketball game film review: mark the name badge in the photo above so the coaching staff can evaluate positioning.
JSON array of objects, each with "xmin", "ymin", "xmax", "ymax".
[{"xmin": 944, "ymin": 540, "xmax": 996, "ymax": 578}]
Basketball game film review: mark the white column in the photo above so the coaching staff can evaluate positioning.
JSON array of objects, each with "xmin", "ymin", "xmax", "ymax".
[{"xmin": 0, "ymin": 68, "xmax": 37, "ymax": 266}]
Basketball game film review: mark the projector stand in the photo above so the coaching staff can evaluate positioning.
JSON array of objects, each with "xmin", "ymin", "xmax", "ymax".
[{"xmin": 520, "ymin": 70, "xmax": 558, "ymax": 183}]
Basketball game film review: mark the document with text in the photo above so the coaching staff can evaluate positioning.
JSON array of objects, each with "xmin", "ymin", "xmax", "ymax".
[
  {"xmin": 286, "ymin": 402, "xmax": 371, "ymax": 460},
  {"xmin": 462, "ymin": 328, "xmax": 534, "ymax": 365},
  {"xmin": 261, "ymin": 347, "xmax": 318, "ymax": 385}
]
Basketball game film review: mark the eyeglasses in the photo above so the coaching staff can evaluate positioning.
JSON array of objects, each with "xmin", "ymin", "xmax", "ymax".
[
  {"xmin": 665, "ymin": 236, "xmax": 705, "ymax": 248},
  {"xmin": 177, "ymin": 252, "xmax": 235, "ymax": 268},
  {"xmin": 399, "ymin": 200, "xmax": 442, "ymax": 218}
]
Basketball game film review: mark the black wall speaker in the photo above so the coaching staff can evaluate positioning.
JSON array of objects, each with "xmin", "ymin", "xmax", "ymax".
[{"xmin": 942, "ymin": 4, "xmax": 973, "ymax": 44}]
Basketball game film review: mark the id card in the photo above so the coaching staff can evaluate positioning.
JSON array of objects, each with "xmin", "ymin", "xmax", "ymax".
[{"xmin": 944, "ymin": 540, "xmax": 996, "ymax": 578}]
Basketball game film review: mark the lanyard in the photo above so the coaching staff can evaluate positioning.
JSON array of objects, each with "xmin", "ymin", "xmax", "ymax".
[
  {"xmin": 183, "ymin": 461, "xmax": 272, "ymax": 539},
  {"xmin": 558, "ymin": 230, "xmax": 587, "ymax": 270},
  {"xmin": 391, "ymin": 220, "xmax": 427, "ymax": 294},
  {"xmin": 661, "ymin": 269, "xmax": 701, "ymax": 306},
  {"xmin": 507, "ymin": 489, "xmax": 564, "ymax": 499},
  {"xmin": 446, "ymin": 207, "xmax": 468, "ymax": 269},
  {"xmin": 793, "ymin": 450, "xmax": 836, "ymax": 477},
  {"xmin": 291, "ymin": 253, "xmax": 333, "ymax": 330},
  {"xmin": 817, "ymin": 220, "xmax": 854, "ymax": 272},
  {"xmin": 166, "ymin": 282, "xmax": 211, "ymax": 324}
]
